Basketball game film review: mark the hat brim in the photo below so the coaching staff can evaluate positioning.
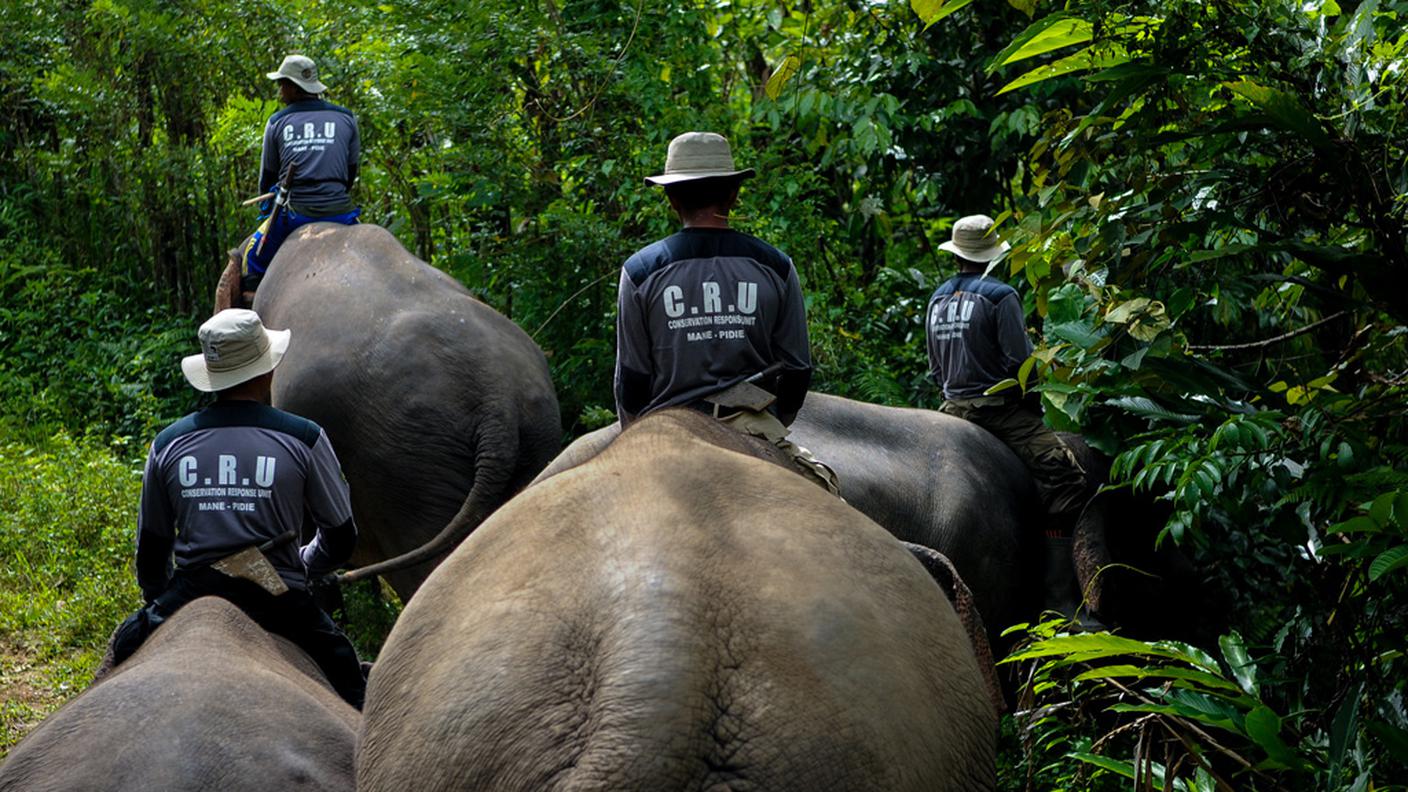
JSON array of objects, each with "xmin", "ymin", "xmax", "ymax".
[
  {"xmin": 181, "ymin": 328, "xmax": 291, "ymax": 393},
  {"xmin": 939, "ymin": 239, "xmax": 1011, "ymax": 263},
  {"xmin": 645, "ymin": 168, "xmax": 756, "ymax": 186},
  {"xmin": 267, "ymin": 71, "xmax": 328, "ymax": 94}
]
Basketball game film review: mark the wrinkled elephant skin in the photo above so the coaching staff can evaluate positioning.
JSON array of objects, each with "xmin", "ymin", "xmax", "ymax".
[
  {"xmin": 251, "ymin": 223, "xmax": 562, "ymax": 597},
  {"xmin": 360, "ymin": 410, "xmax": 997, "ymax": 792},
  {"xmin": 0, "ymin": 598, "xmax": 358, "ymax": 792}
]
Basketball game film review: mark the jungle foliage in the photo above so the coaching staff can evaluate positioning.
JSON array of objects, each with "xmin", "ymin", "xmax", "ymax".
[{"xmin": 1, "ymin": 0, "xmax": 1405, "ymax": 786}]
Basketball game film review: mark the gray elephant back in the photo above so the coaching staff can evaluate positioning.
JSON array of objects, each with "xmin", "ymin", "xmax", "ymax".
[
  {"xmin": 250, "ymin": 222, "xmax": 563, "ymax": 596},
  {"xmin": 0, "ymin": 598, "xmax": 358, "ymax": 792},
  {"xmin": 788, "ymin": 393, "xmax": 1043, "ymax": 640},
  {"xmin": 359, "ymin": 410, "xmax": 996, "ymax": 792}
]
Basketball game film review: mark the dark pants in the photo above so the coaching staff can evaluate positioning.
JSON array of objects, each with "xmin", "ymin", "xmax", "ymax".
[
  {"xmin": 112, "ymin": 567, "xmax": 365, "ymax": 709},
  {"xmin": 242, "ymin": 206, "xmax": 361, "ymax": 292},
  {"xmin": 940, "ymin": 397, "xmax": 1089, "ymax": 532}
]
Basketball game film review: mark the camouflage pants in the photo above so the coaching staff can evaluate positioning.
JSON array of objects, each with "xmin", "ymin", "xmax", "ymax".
[
  {"xmin": 717, "ymin": 409, "xmax": 843, "ymax": 497},
  {"xmin": 940, "ymin": 397, "xmax": 1088, "ymax": 529}
]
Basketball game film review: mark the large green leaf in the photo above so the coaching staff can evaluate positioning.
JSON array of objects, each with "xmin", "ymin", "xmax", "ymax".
[
  {"xmin": 994, "ymin": 17, "xmax": 1092, "ymax": 68},
  {"xmin": 998, "ymin": 44, "xmax": 1130, "ymax": 95},
  {"xmin": 911, "ymin": 0, "xmax": 977, "ymax": 28},
  {"xmin": 1219, "ymin": 632, "xmax": 1259, "ymax": 697},
  {"xmin": 1225, "ymin": 80, "xmax": 1333, "ymax": 149},
  {"xmin": 765, "ymin": 55, "xmax": 801, "ymax": 101},
  {"xmin": 988, "ymin": 14, "xmax": 1080, "ymax": 72},
  {"xmin": 1072, "ymin": 663, "xmax": 1247, "ymax": 695},
  {"xmin": 1368, "ymin": 544, "xmax": 1408, "ymax": 581},
  {"xmin": 1004, "ymin": 632, "xmax": 1189, "ymax": 665},
  {"xmin": 1245, "ymin": 706, "xmax": 1303, "ymax": 769}
]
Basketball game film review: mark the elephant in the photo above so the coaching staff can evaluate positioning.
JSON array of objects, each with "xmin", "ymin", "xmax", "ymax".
[
  {"xmin": 535, "ymin": 393, "xmax": 1204, "ymax": 651},
  {"xmin": 358, "ymin": 408, "xmax": 998, "ymax": 792},
  {"xmin": 216, "ymin": 222, "xmax": 562, "ymax": 598},
  {"xmin": 0, "ymin": 597, "xmax": 358, "ymax": 791}
]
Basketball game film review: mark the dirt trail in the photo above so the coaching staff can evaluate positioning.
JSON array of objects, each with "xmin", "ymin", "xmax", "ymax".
[{"xmin": 0, "ymin": 640, "xmax": 70, "ymax": 759}]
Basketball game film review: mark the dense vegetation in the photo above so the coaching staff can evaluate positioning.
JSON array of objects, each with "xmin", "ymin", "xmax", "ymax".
[{"xmin": 2, "ymin": 0, "xmax": 1404, "ymax": 786}]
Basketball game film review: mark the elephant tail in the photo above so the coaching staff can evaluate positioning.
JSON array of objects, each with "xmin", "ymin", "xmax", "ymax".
[{"xmin": 337, "ymin": 426, "xmax": 514, "ymax": 585}]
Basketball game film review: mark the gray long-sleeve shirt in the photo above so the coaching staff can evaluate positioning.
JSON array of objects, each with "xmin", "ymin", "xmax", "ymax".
[
  {"xmin": 925, "ymin": 273, "xmax": 1033, "ymax": 400},
  {"xmin": 136, "ymin": 401, "xmax": 356, "ymax": 601},
  {"xmin": 615, "ymin": 227, "xmax": 811, "ymax": 425},
  {"xmin": 259, "ymin": 99, "xmax": 360, "ymax": 216}
]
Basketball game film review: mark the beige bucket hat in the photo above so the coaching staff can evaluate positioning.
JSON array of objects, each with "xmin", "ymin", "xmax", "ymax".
[
  {"xmin": 645, "ymin": 132, "xmax": 756, "ymax": 186},
  {"xmin": 267, "ymin": 54, "xmax": 328, "ymax": 94},
  {"xmin": 181, "ymin": 310, "xmax": 291, "ymax": 393},
  {"xmin": 939, "ymin": 214, "xmax": 1011, "ymax": 263}
]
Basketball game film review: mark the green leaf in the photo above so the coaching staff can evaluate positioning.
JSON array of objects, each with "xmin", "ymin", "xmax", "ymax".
[
  {"xmin": 765, "ymin": 55, "xmax": 801, "ymax": 101},
  {"xmin": 1004, "ymin": 632, "xmax": 1190, "ymax": 665},
  {"xmin": 1068, "ymin": 752, "xmax": 1137, "ymax": 779},
  {"xmin": 1329, "ymin": 685, "xmax": 1362, "ymax": 781},
  {"xmin": 1219, "ymin": 632, "xmax": 1258, "ymax": 696},
  {"xmin": 1328, "ymin": 516, "xmax": 1381, "ymax": 534},
  {"xmin": 1368, "ymin": 545, "xmax": 1408, "ymax": 581},
  {"xmin": 1018, "ymin": 356, "xmax": 1037, "ymax": 390},
  {"xmin": 912, "ymin": 0, "xmax": 977, "ymax": 28},
  {"xmin": 1245, "ymin": 706, "xmax": 1302, "ymax": 769},
  {"xmin": 988, "ymin": 14, "xmax": 1083, "ymax": 72},
  {"xmin": 1225, "ymin": 80, "xmax": 1333, "ymax": 149},
  {"xmin": 1105, "ymin": 396, "xmax": 1198, "ymax": 424},
  {"xmin": 1072, "ymin": 663, "xmax": 1245, "ymax": 694},
  {"xmin": 1370, "ymin": 491, "xmax": 1399, "ymax": 527},
  {"xmin": 994, "ymin": 17, "xmax": 1092, "ymax": 67},
  {"xmin": 985, "ymin": 377, "xmax": 1019, "ymax": 395},
  {"xmin": 998, "ymin": 44, "xmax": 1130, "ymax": 95},
  {"xmin": 1047, "ymin": 320, "xmax": 1104, "ymax": 348}
]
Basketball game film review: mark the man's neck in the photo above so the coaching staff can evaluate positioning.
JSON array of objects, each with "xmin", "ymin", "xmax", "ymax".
[{"xmin": 679, "ymin": 208, "xmax": 730, "ymax": 229}]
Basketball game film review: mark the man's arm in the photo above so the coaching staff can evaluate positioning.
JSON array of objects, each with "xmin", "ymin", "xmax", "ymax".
[
  {"xmin": 346, "ymin": 115, "xmax": 360, "ymax": 189},
  {"xmin": 258, "ymin": 118, "xmax": 280, "ymax": 197},
  {"xmin": 924, "ymin": 294, "xmax": 945, "ymax": 386},
  {"xmin": 614, "ymin": 268, "xmax": 654, "ymax": 425},
  {"xmin": 771, "ymin": 262, "xmax": 812, "ymax": 426},
  {"xmin": 134, "ymin": 446, "xmax": 175, "ymax": 603},
  {"xmin": 299, "ymin": 430, "xmax": 357, "ymax": 578},
  {"xmin": 995, "ymin": 291, "xmax": 1034, "ymax": 370}
]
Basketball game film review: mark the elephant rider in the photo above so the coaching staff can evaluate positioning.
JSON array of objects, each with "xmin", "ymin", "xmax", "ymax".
[
  {"xmin": 241, "ymin": 54, "xmax": 361, "ymax": 301},
  {"xmin": 614, "ymin": 131, "xmax": 838, "ymax": 495},
  {"xmin": 110, "ymin": 309, "xmax": 366, "ymax": 708},
  {"xmin": 925, "ymin": 214, "xmax": 1093, "ymax": 622}
]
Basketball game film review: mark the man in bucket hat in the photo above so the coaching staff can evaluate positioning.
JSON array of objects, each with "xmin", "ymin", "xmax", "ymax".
[
  {"xmin": 107, "ymin": 309, "xmax": 366, "ymax": 708},
  {"xmin": 241, "ymin": 54, "xmax": 362, "ymax": 299},
  {"xmin": 925, "ymin": 214, "xmax": 1094, "ymax": 624},
  {"xmin": 614, "ymin": 131, "xmax": 838, "ymax": 494}
]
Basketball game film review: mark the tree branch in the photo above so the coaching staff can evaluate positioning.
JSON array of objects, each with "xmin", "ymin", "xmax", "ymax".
[{"xmin": 1189, "ymin": 310, "xmax": 1350, "ymax": 352}]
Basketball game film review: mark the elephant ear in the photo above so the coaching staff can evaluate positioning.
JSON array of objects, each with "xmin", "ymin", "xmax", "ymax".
[{"xmin": 901, "ymin": 541, "xmax": 1006, "ymax": 717}]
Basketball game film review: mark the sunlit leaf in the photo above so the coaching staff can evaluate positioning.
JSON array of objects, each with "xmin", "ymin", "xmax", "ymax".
[
  {"xmin": 1219, "ymin": 632, "xmax": 1259, "ymax": 696},
  {"xmin": 998, "ymin": 44, "xmax": 1131, "ymax": 95},
  {"xmin": 1225, "ymin": 79, "xmax": 1333, "ymax": 148},
  {"xmin": 764, "ymin": 55, "xmax": 801, "ymax": 101}
]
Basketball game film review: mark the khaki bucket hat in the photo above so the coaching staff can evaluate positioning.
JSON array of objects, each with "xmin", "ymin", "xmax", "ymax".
[
  {"xmin": 645, "ymin": 132, "xmax": 756, "ymax": 186},
  {"xmin": 267, "ymin": 54, "xmax": 328, "ymax": 94},
  {"xmin": 181, "ymin": 309, "xmax": 291, "ymax": 393},
  {"xmin": 939, "ymin": 214, "xmax": 1011, "ymax": 263}
]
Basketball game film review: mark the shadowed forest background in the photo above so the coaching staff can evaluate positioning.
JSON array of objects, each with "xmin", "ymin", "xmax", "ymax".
[{"xmin": 1, "ymin": 0, "xmax": 1406, "ymax": 788}]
